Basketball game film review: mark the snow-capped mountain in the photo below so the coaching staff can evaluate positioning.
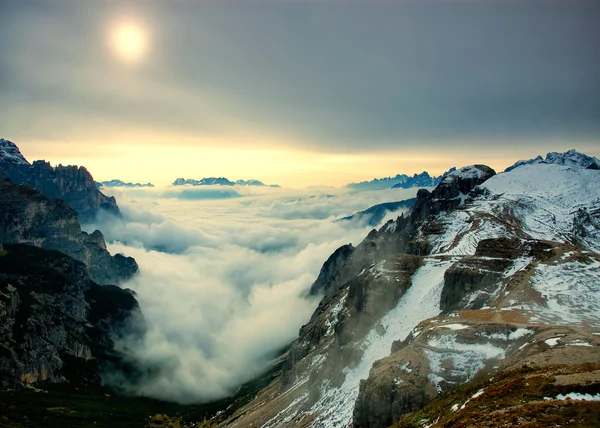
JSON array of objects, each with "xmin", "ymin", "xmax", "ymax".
[
  {"xmin": 97, "ymin": 179, "xmax": 154, "ymax": 188},
  {"xmin": 347, "ymin": 169, "xmax": 456, "ymax": 191},
  {"xmin": 505, "ymin": 148, "xmax": 600, "ymax": 172},
  {"xmin": 347, "ymin": 174, "xmax": 413, "ymax": 191},
  {"xmin": 216, "ymin": 153, "xmax": 600, "ymax": 428},
  {"xmin": 0, "ymin": 138, "xmax": 29, "ymax": 165},
  {"xmin": 172, "ymin": 177, "xmax": 279, "ymax": 187}
]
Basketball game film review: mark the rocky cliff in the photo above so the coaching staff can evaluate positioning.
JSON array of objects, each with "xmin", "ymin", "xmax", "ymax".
[
  {"xmin": 338, "ymin": 199, "xmax": 417, "ymax": 227},
  {"xmin": 0, "ymin": 138, "xmax": 119, "ymax": 222},
  {"xmin": 0, "ymin": 243, "xmax": 142, "ymax": 390},
  {"xmin": 0, "ymin": 176, "xmax": 137, "ymax": 285},
  {"xmin": 215, "ymin": 156, "xmax": 600, "ymax": 428}
]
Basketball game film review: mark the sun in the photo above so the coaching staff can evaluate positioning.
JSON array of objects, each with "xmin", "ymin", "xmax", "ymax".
[{"xmin": 109, "ymin": 21, "xmax": 149, "ymax": 64}]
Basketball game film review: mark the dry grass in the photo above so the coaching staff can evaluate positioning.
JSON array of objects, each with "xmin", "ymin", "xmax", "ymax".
[{"xmin": 393, "ymin": 363, "xmax": 600, "ymax": 428}]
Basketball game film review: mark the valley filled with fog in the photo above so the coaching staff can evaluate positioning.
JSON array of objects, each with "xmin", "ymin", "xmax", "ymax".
[{"xmin": 86, "ymin": 185, "xmax": 421, "ymax": 403}]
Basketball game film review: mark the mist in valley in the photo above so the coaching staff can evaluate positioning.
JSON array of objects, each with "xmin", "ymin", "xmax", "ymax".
[{"xmin": 86, "ymin": 184, "xmax": 420, "ymax": 403}]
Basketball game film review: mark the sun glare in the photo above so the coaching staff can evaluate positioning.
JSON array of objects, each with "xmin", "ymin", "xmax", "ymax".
[{"xmin": 110, "ymin": 21, "xmax": 148, "ymax": 63}]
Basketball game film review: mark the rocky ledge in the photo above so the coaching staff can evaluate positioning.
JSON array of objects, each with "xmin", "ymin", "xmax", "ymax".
[
  {"xmin": 0, "ymin": 176, "xmax": 137, "ymax": 285},
  {"xmin": 0, "ymin": 138, "xmax": 119, "ymax": 222},
  {"xmin": 0, "ymin": 243, "xmax": 143, "ymax": 390}
]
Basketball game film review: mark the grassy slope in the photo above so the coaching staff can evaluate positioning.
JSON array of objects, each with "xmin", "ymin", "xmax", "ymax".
[
  {"xmin": 393, "ymin": 363, "xmax": 600, "ymax": 428},
  {"xmin": 0, "ymin": 358, "xmax": 283, "ymax": 428}
]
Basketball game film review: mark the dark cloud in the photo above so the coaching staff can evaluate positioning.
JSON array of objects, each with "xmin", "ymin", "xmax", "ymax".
[{"xmin": 1, "ymin": 0, "xmax": 599, "ymax": 152}]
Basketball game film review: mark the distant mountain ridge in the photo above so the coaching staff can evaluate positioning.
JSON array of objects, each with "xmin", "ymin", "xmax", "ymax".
[
  {"xmin": 0, "ymin": 138, "xmax": 120, "ymax": 222},
  {"xmin": 348, "ymin": 168, "xmax": 455, "ymax": 191},
  {"xmin": 505, "ymin": 148, "xmax": 600, "ymax": 172},
  {"xmin": 173, "ymin": 177, "xmax": 280, "ymax": 187},
  {"xmin": 339, "ymin": 199, "xmax": 417, "ymax": 227},
  {"xmin": 97, "ymin": 179, "xmax": 154, "ymax": 188}
]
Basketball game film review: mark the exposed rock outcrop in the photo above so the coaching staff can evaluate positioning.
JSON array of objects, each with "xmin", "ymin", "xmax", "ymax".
[
  {"xmin": 0, "ymin": 176, "xmax": 137, "ymax": 285},
  {"xmin": 216, "ymin": 157, "xmax": 600, "ymax": 428},
  {"xmin": 0, "ymin": 138, "xmax": 119, "ymax": 222},
  {"xmin": 0, "ymin": 243, "xmax": 143, "ymax": 390},
  {"xmin": 338, "ymin": 198, "xmax": 417, "ymax": 227},
  {"xmin": 355, "ymin": 320, "xmax": 600, "ymax": 428}
]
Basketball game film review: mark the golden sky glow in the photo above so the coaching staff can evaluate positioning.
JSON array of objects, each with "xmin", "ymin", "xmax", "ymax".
[
  {"xmin": 2, "ymin": 3, "xmax": 599, "ymax": 187},
  {"xmin": 15, "ymin": 133, "xmax": 595, "ymax": 188}
]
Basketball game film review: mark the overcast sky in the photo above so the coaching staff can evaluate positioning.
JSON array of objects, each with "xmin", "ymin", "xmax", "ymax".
[{"xmin": 1, "ymin": 0, "xmax": 599, "ymax": 186}]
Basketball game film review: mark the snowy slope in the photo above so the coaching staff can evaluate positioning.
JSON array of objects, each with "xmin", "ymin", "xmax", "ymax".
[
  {"xmin": 429, "ymin": 164, "xmax": 600, "ymax": 255},
  {"xmin": 0, "ymin": 138, "xmax": 29, "ymax": 165},
  {"xmin": 306, "ymin": 258, "xmax": 455, "ymax": 427},
  {"xmin": 505, "ymin": 149, "xmax": 600, "ymax": 172},
  {"xmin": 218, "ymin": 159, "xmax": 600, "ymax": 428}
]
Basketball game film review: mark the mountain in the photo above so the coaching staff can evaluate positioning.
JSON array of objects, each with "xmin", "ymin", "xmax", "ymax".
[
  {"xmin": 348, "ymin": 169, "xmax": 455, "ymax": 191},
  {"xmin": 172, "ymin": 177, "xmax": 280, "ymax": 187},
  {"xmin": 173, "ymin": 177, "xmax": 235, "ymax": 186},
  {"xmin": 390, "ymin": 170, "xmax": 455, "ymax": 189},
  {"xmin": 505, "ymin": 148, "xmax": 600, "ymax": 172},
  {"xmin": 339, "ymin": 199, "xmax": 417, "ymax": 227},
  {"xmin": 97, "ymin": 179, "xmax": 154, "ymax": 188},
  {"xmin": 215, "ymin": 158, "xmax": 600, "ymax": 427},
  {"xmin": 0, "ymin": 243, "xmax": 142, "ymax": 391},
  {"xmin": 347, "ymin": 174, "xmax": 411, "ymax": 191},
  {"xmin": 0, "ymin": 138, "xmax": 120, "ymax": 222},
  {"xmin": 0, "ymin": 176, "xmax": 138, "ymax": 285},
  {"xmin": 0, "ymin": 174, "xmax": 141, "ymax": 394}
]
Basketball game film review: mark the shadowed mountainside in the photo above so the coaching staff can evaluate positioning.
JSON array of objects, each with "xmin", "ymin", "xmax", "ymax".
[{"xmin": 0, "ymin": 138, "xmax": 119, "ymax": 222}]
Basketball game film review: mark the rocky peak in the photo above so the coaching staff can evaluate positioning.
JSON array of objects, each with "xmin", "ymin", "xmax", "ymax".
[
  {"xmin": 437, "ymin": 164, "xmax": 496, "ymax": 195},
  {"xmin": 0, "ymin": 138, "xmax": 29, "ymax": 165},
  {"xmin": 505, "ymin": 149, "xmax": 600, "ymax": 172},
  {"xmin": 0, "ymin": 138, "xmax": 120, "ymax": 222},
  {"xmin": 0, "ymin": 176, "xmax": 137, "ymax": 285},
  {"xmin": 310, "ymin": 244, "xmax": 355, "ymax": 297}
]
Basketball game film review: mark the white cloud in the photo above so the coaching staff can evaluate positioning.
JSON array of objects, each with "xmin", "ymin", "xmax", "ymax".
[{"xmin": 91, "ymin": 185, "xmax": 419, "ymax": 403}]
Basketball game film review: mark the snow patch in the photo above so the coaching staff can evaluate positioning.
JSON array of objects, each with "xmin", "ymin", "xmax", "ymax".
[
  {"xmin": 425, "ymin": 335, "xmax": 504, "ymax": 389},
  {"xmin": 324, "ymin": 292, "xmax": 348, "ymax": 337},
  {"xmin": 441, "ymin": 323, "xmax": 469, "ymax": 331},
  {"xmin": 545, "ymin": 392, "xmax": 600, "ymax": 402},
  {"xmin": 566, "ymin": 340, "xmax": 592, "ymax": 347},
  {"xmin": 476, "ymin": 328, "xmax": 534, "ymax": 341},
  {"xmin": 529, "ymin": 259, "xmax": 600, "ymax": 326},
  {"xmin": 306, "ymin": 258, "xmax": 454, "ymax": 427},
  {"xmin": 399, "ymin": 361, "xmax": 413, "ymax": 373},
  {"xmin": 442, "ymin": 165, "xmax": 488, "ymax": 184}
]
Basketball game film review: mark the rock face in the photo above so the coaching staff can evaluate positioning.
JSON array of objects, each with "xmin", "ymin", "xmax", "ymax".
[
  {"xmin": 0, "ymin": 138, "xmax": 119, "ymax": 222},
  {"xmin": 215, "ymin": 155, "xmax": 600, "ymax": 428},
  {"xmin": 0, "ymin": 176, "xmax": 138, "ymax": 285},
  {"xmin": 0, "ymin": 243, "xmax": 142, "ymax": 389},
  {"xmin": 339, "ymin": 199, "xmax": 417, "ymax": 227}
]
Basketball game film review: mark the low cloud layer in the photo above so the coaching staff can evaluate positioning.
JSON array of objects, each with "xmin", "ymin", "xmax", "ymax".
[{"xmin": 89, "ymin": 185, "xmax": 419, "ymax": 403}]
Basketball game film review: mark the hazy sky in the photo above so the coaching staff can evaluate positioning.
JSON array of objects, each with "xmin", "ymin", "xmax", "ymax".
[{"xmin": 1, "ymin": 0, "xmax": 599, "ymax": 186}]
